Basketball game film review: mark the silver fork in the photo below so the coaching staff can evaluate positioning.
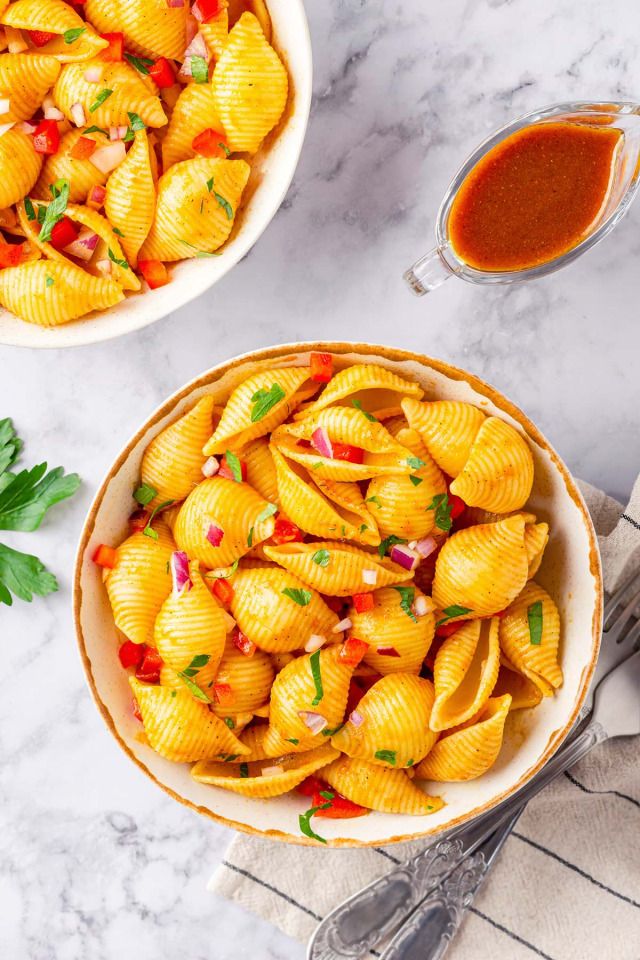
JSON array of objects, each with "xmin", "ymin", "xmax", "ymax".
[{"xmin": 308, "ymin": 568, "xmax": 640, "ymax": 960}]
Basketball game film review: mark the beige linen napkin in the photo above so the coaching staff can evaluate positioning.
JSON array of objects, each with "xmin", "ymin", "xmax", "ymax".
[{"xmin": 209, "ymin": 477, "xmax": 640, "ymax": 960}]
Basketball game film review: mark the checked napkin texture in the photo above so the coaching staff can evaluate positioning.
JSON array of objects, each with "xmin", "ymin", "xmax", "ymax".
[{"xmin": 209, "ymin": 476, "xmax": 640, "ymax": 960}]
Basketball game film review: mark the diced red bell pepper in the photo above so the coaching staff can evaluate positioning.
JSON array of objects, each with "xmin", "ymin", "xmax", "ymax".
[
  {"xmin": 33, "ymin": 119, "xmax": 60, "ymax": 156},
  {"xmin": 448, "ymin": 494, "xmax": 466, "ymax": 520},
  {"xmin": 218, "ymin": 454, "xmax": 247, "ymax": 482},
  {"xmin": 49, "ymin": 216, "xmax": 79, "ymax": 250},
  {"xmin": 352, "ymin": 592, "xmax": 374, "ymax": 613},
  {"xmin": 0, "ymin": 241, "xmax": 25, "ymax": 269},
  {"xmin": 132, "ymin": 696, "xmax": 143, "ymax": 721},
  {"xmin": 149, "ymin": 56, "xmax": 176, "ymax": 89},
  {"xmin": 29, "ymin": 30, "xmax": 56, "ymax": 47},
  {"xmin": 211, "ymin": 577, "xmax": 234, "ymax": 605},
  {"xmin": 339, "ymin": 636, "xmax": 369, "ymax": 668},
  {"xmin": 309, "ymin": 352, "xmax": 333, "ymax": 383},
  {"xmin": 232, "ymin": 628, "xmax": 256, "ymax": 657},
  {"xmin": 213, "ymin": 682, "xmax": 234, "ymax": 706},
  {"xmin": 100, "ymin": 32, "xmax": 124, "ymax": 61},
  {"xmin": 271, "ymin": 515, "xmax": 304, "ymax": 545},
  {"xmin": 435, "ymin": 621, "xmax": 463, "ymax": 639},
  {"xmin": 312, "ymin": 790, "xmax": 368, "ymax": 819},
  {"xmin": 70, "ymin": 135, "xmax": 97, "ymax": 161},
  {"xmin": 92, "ymin": 543, "xmax": 117, "ymax": 568},
  {"xmin": 135, "ymin": 646, "xmax": 163, "ymax": 683},
  {"xmin": 192, "ymin": 128, "xmax": 230, "ymax": 159},
  {"xmin": 297, "ymin": 775, "xmax": 327, "ymax": 797},
  {"xmin": 118, "ymin": 640, "xmax": 145, "ymax": 669},
  {"xmin": 192, "ymin": 0, "xmax": 224, "ymax": 23},
  {"xmin": 332, "ymin": 443, "xmax": 364, "ymax": 464},
  {"xmin": 128, "ymin": 508, "xmax": 150, "ymax": 534},
  {"xmin": 138, "ymin": 259, "xmax": 170, "ymax": 290}
]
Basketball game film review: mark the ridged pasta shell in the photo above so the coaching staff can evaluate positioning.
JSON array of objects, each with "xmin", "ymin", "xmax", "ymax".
[
  {"xmin": 449, "ymin": 417, "xmax": 534, "ymax": 513},
  {"xmin": 32, "ymin": 128, "xmax": 108, "ymax": 204},
  {"xmin": 321, "ymin": 756, "xmax": 443, "ymax": 815},
  {"xmin": 230, "ymin": 565, "xmax": 340, "ymax": 653},
  {"xmin": 0, "ymin": 129, "xmax": 42, "ymax": 208},
  {"xmin": 138, "ymin": 157, "xmax": 249, "ymax": 261},
  {"xmin": 311, "ymin": 473, "xmax": 381, "ymax": 547},
  {"xmin": 269, "ymin": 646, "xmax": 354, "ymax": 742},
  {"xmin": 263, "ymin": 542, "xmax": 414, "ymax": 597},
  {"xmin": 430, "ymin": 617, "xmax": 500, "ymax": 731},
  {"xmin": 499, "ymin": 581, "xmax": 563, "ymax": 696},
  {"xmin": 203, "ymin": 366, "xmax": 313, "ymax": 455},
  {"xmin": 191, "ymin": 743, "xmax": 339, "ymax": 798},
  {"xmin": 402, "ymin": 399, "xmax": 485, "ymax": 477},
  {"xmin": 104, "ymin": 522, "xmax": 175, "ymax": 646},
  {"xmin": 414, "ymin": 694, "xmax": 511, "ymax": 782},
  {"xmin": 84, "ymin": 0, "xmax": 187, "ymax": 61},
  {"xmin": 241, "ymin": 437, "xmax": 278, "ymax": 503},
  {"xmin": 433, "ymin": 515, "xmax": 529, "ymax": 619},
  {"xmin": 238, "ymin": 722, "xmax": 318, "ymax": 760},
  {"xmin": 332, "ymin": 674, "xmax": 438, "ymax": 768},
  {"xmin": 130, "ymin": 678, "xmax": 250, "ymax": 762},
  {"xmin": 350, "ymin": 585, "xmax": 435, "ymax": 675},
  {"xmin": 0, "ymin": 259, "xmax": 123, "ymax": 326},
  {"xmin": 162, "ymin": 82, "xmax": 224, "ymax": 170},
  {"xmin": 296, "ymin": 363, "xmax": 424, "ymax": 420},
  {"xmin": 104, "ymin": 129, "xmax": 155, "ymax": 266},
  {"xmin": 200, "ymin": 10, "xmax": 229, "ymax": 61},
  {"xmin": 212, "ymin": 12, "xmax": 287, "ymax": 153},
  {"xmin": 0, "ymin": 53, "xmax": 60, "ymax": 122},
  {"xmin": 54, "ymin": 60, "xmax": 167, "ymax": 128},
  {"xmin": 174, "ymin": 476, "xmax": 276, "ymax": 567},
  {"xmin": 2, "ymin": 0, "xmax": 108, "ymax": 62},
  {"xmin": 227, "ymin": 0, "xmax": 271, "ymax": 40},
  {"xmin": 141, "ymin": 395, "xmax": 215, "ymax": 506},
  {"xmin": 524, "ymin": 520, "xmax": 549, "ymax": 577},
  {"xmin": 211, "ymin": 637, "xmax": 275, "ymax": 716},
  {"xmin": 493, "ymin": 663, "xmax": 543, "ymax": 710}
]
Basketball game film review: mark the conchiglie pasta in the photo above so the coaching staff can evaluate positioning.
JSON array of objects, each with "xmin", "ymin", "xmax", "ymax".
[
  {"xmin": 242, "ymin": 438, "xmax": 279, "ymax": 503},
  {"xmin": 191, "ymin": 743, "xmax": 339, "ymax": 799},
  {"xmin": 31, "ymin": 128, "xmax": 108, "ymax": 204},
  {"xmin": 263, "ymin": 542, "xmax": 414, "ymax": 597},
  {"xmin": 499, "ymin": 582, "xmax": 563, "ymax": 696},
  {"xmin": 54, "ymin": 60, "xmax": 167, "ymax": 128},
  {"xmin": 238, "ymin": 722, "xmax": 318, "ymax": 760},
  {"xmin": 414, "ymin": 694, "xmax": 512, "ymax": 782},
  {"xmin": 141, "ymin": 395, "xmax": 215, "ymax": 505},
  {"xmin": 350, "ymin": 586, "xmax": 435, "ymax": 675},
  {"xmin": 0, "ymin": 129, "xmax": 42, "ymax": 208},
  {"xmin": 524, "ymin": 519, "xmax": 549, "ymax": 577},
  {"xmin": 402, "ymin": 399, "xmax": 486, "ymax": 478},
  {"xmin": 297, "ymin": 363, "xmax": 424, "ymax": 420},
  {"xmin": 104, "ymin": 129, "xmax": 155, "ymax": 266},
  {"xmin": 212, "ymin": 13, "xmax": 288, "ymax": 154},
  {"xmin": 200, "ymin": 10, "xmax": 229, "ymax": 61},
  {"xmin": 269, "ymin": 646, "xmax": 354, "ymax": 742},
  {"xmin": 430, "ymin": 617, "xmax": 500, "ymax": 731},
  {"xmin": 84, "ymin": 0, "xmax": 187, "ymax": 60},
  {"xmin": 0, "ymin": 259, "xmax": 123, "ymax": 326},
  {"xmin": 449, "ymin": 417, "xmax": 534, "ymax": 513},
  {"xmin": 1, "ymin": 0, "xmax": 108, "ymax": 62},
  {"xmin": 321, "ymin": 756, "xmax": 443, "ymax": 815},
  {"xmin": 230, "ymin": 565, "xmax": 340, "ymax": 653},
  {"xmin": 0, "ymin": 53, "xmax": 60, "ymax": 122},
  {"xmin": 162, "ymin": 82, "xmax": 224, "ymax": 170},
  {"xmin": 228, "ymin": 0, "xmax": 272, "ymax": 40},
  {"xmin": 493, "ymin": 663, "xmax": 543, "ymax": 710},
  {"xmin": 211, "ymin": 637, "xmax": 275, "ymax": 716},
  {"xmin": 311, "ymin": 473, "xmax": 380, "ymax": 546}
]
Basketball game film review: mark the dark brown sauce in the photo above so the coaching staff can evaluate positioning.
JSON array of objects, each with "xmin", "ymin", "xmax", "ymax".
[{"xmin": 448, "ymin": 121, "xmax": 623, "ymax": 272}]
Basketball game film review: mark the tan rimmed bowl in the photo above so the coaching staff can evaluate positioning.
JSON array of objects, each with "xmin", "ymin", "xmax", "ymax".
[{"xmin": 73, "ymin": 342, "xmax": 602, "ymax": 846}]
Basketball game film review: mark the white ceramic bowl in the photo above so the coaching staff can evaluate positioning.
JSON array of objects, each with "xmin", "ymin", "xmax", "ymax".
[
  {"xmin": 74, "ymin": 343, "xmax": 602, "ymax": 846},
  {"xmin": 0, "ymin": 1, "xmax": 312, "ymax": 350}
]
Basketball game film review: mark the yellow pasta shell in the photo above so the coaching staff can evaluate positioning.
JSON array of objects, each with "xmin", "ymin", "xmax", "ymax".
[
  {"xmin": 449, "ymin": 417, "xmax": 534, "ymax": 513},
  {"xmin": 332, "ymin": 674, "xmax": 438, "ymax": 768},
  {"xmin": 211, "ymin": 637, "xmax": 275, "ymax": 716},
  {"xmin": 241, "ymin": 437, "xmax": 278, "ymax": 503},
  {"xmin": 227, "ymin": 0, "xmax": 271, "ymax": 40},
  {"xmin": 32, "ymin": 128, "xmax": 108, "ymax": 204},
  {"xmin": 0, "ymin": 259, "xmax": 123, "ymax": 326},
  {"xmin": 200, "ymin": 11, "xmax": 229, "ymax": 61},
  {"xmin": 430, "ymin": 617, "xmax": 500, "ymax": 731},
  {"xmin": 0, "ymin": 53, "xmax": 60, "ymax": 122},
  {"xmin": 230, "ymin": 565, "xmax": 340, "ymax": 653},
  {"xmin": 321, "ymin": 756, "xmax": 443, "ymax": 815},
  {"xmin": 162, "ymin": 82, "xmax": 224, "ymax": 170},
  {"xmin": 141, "ymin": 395, "xmax": 215, "ymax": 506},
  {"xmin": 0, "ymin": 128, "xmax": 42, "ymax": 208},
  {"xmin": 2, "ymin": 0, "xmax": 108, "ymax": 62},
  {"xmin": 130, "ymin": 678, "xmax": 250, "ymax": 762},
  {"xmin": 104, "ymin": 129, "xmax": 155, "ymax": 266},
  {"xmin": 269, "ymin": 646, "xmax": 354, "ymax": 742},
  {"xmin": 402, "ymin": 399, "xmax": 486, "ymax": 477},
  {"xmin": 493, "ymin": 663, "xmax": 543, "ymax": 710},
  {"xmin": 104, "ymin": 522, "xmax": 175, "ymax": 646},
  {"xmin": 174, "ymin": 476, "xmax": 276, "ymax": 567},
  {"xmin": 433, "ymin": 515, "xmax": 529, "ymax": 619},
  {"xmin": 296, "ymin": 363, "xmax": 424, "ymax": 420},
  {"xmin": 54, "ymin": 60, "xmax": 167, "ymax": 128},
  {"xmin": 139, "ymin": 156, "xmax": 249, "ymax": 261},
  {"xmin": 414, "ymin": 694, "xmax": 511, "ymax": 782},
  {"xmin": 350, "ymin": 585, "xmax": 435, "ymax": 675},
  {"xmin": 191, "ymin": 743, "xmax": 339, "ymax": 798},
  {"xmin": 499, "ymin": 581, "xmax": 563, "ymax": 695},
  {"xmin": 85, "ymin": 0, "xmax": 187, "ymax": 60},
  {"xmin": 238, "ymin": 722, "xmax": 317, "ymax": 760},
  {"xmin": 263, "ymin": 542, "xmax": 414, "ymax": 597},
  {"xmin": 212, "ymin": 12, "xmax": 287, "ymax": 154},
  {"xmin": 311, "ymin": 473, "xmax": 381, "ymax": 547},
  {"xmin": 525, "ymin": 520, "xmax": 549, "ymax": 577}
]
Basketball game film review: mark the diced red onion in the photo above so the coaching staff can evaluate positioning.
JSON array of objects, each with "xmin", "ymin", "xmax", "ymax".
[
  {"xmin": 304, "ymin": 634, "xmax": 326, "ymax": 654},
  {"xmin": 201, "ymin": 456, "xmax": 219, "ymax": 478},
  {"xmin": 109, "ymin": 125, "xmax": 128, "ymax": 141},
  {"xmin": 311, "ymin": 426, "xmax": 333, "ymax": 459},
  {"xmin": 349, "ymin": 709, "xmax": 364, "ymax": 727},
  {"xmin": 166, "ymin": 0, "xmax": 184, "ymax": 6},
  {"xmin": 89, "ymin": 140, "xmax": 126, "ymax": 173},
  {"xmin": 0, "ymin": 99, "xmax": 10, "ymax": 116},
  {"xmin": 362, "ymin": 568, "xmax": 377, "ymax": 585},
  {"xmin": 70, "ymin": 102, "xmax": 86, "ymax": 127},
  {"xmin": 170, "ymin": 550, "xmax": 192, "ymax": 595},
  {"xmin": 377, "ymin": 645, "xmax": 401, "ymax": 657},
  {"xmin": 0, "ymin": 121, "xmax": 16, "ymax": 139},
  {"xmin": 17, "ymin": 120, "xmax": 37, "ymax": 134},
  {"xmin": 298, "ymin": 711, "xmax": 328, "ymax": 734},
  {"xmin": 63, "ymin": 229, "xmax": 99, "ymax": 261},
  {"xmin": 261, "ymin": 764, "xmax": 284, "ymax": 777},
  {"xmin": 415, "ymin": 536, "xmax": 438, "ymax": 559},
  {"xmin": 390, "ymin": 544, "xmax": 419, "ymax": 571},
  {"xmin": 206, "ymin": 523, "xmax": 224, "ymax": 547},
  {"xmin": 332, "ymin": 617, "xmax": 352, "ymax": 634},
  {"xmin": 96, "ymin": 259, "xmax": 112, "ymax": 277},
  {"xmin": 84, "ymin": 66, "xmax": 103, "ymax": 83},
  {"xmin": 87, "ymin": 184, "xmax": 107, "ymax": 209},
  {"xmin": 412, "ymin": 595, "xmax": 435, "ymax": 618},
  {"xmin": 43, "ymin": 97, "xmax": 64, "ymax": 121},
  {"xmin": 185, "ymin": 32, "xmax": 208, "ymax": 59}
]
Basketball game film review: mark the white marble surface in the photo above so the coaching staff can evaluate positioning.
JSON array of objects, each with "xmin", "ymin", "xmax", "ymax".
[{"xmin": 2, "ymin": 1, "xmax": 640, "ymax": 957}]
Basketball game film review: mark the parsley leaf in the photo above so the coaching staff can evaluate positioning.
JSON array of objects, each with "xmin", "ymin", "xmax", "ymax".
[
  {"xmin": 375, "ymin": 749, "xmax": 397, "ymax": 765},
  {"xmin": 46, "ymin": 276, "xmax": 54, "ymax": 288},
  {"xmin": 393, "ymin": 585, "xmax": 417, "ymax": 623},
  {"xmin": 312, "ymin": 548, "xmax": 330, "ymax": 567},
  {"xmin": 24, "ymin": 197, "xmax": 36, "ymax": 222},
  {"xmin": 299, "ymin": 801, "xmax": 331, "ymax": 843},
  {"xmin": 224, "ymin": 717, "xmax": 235, "ymax": 729},
  {"xmin": 84, "ymin": 125, "xmax": 109, "ymax": 137},
  {"xmin": 436, "ymin": 605, "xmax": 473, "ymax": 626},
  {"xmin": 250, "ymin": 383, "xmax": 285, "ymax": 422},
  {"xmin": 378, "ymin": 534, "xmax": 406, "ymax": 558},
  {"xmin": 108, "ymin": 247, "xmax": 130, "ymax": 270},
  {"xmin": 0, "ymin": 463, "xmax": 80, "ymax": 532},
  {"xmin": 426, "ymin": 493, "xmax": 452, "ymax": 532},
  {"xmin": 366, "ymin": 495, "xmax": 382, "ymax": 508},
  {"xmin": 214, "ymin": 191, "xmax": 233, "ymax": 220},
  {"xmin": 38, "ymin": 179, "xmax": 70, "ymax": 244},
  {"xmin": 282, "ymin": 587, "xmax": 312, "ymax": 606},
  {"xmin": 0, "ymin": 420, "xmax": 22, "ymax": 476},
  {"xmin": 206, "ymin": 177, "xmax": 214, "ymax": 192},
  {"xmin": 528, "ymin": 600, "xmax": 543, "ymax": 645},
  {"xmin": 143, "ymin": 499, "xmax": 174, "ymax": 540},
  {"xmin": 89, "ymin": 88, "xmax": 113, "ymax": 113},
  {"xmin": 286, "ymin": 738, "xmax": 300, "ymax": 745},
  {"xmin": 309, "ymin": 648, "xmax": 323, "ymax": 705},
  {"xmin": 239, "ymin": 762, "xmax": 250, "ymax": 778},
  {"xmin": 176, "ymin": 653, "xmax": 212, "ymax": 702},
  {"xmin": 0, "ymin": 543, "xmax": 58, "ymax": 606},
  {"xmin": 127, "ymin": 111, "xmax": 145, "ymax": 131},
  {"xmin": 352, "ymin": 399, "xmax": 377, "ymax": 422},
  {"xmin": 180, "ymin": 240, "xmax": 219, "ymax": 258},
  {"xmin": 247, "ymin": 526, "xmax": 254, "ymax": 547},
  {"xmin": 112, "ymin": 227, "xmax": 125, "ymax": 238},
  {"xmin": 406, "ymin": 456, "xmax": 426, "ymax": 470},
  {"xmin": 224, "ymin": 450, "xmax": 243, "ymax": 483},
  {"xmin": 219, "ymin": 141, "xmax": 231, "ymax": 157},
  {"xmin": 63, "ymin": 26, "xmax": 86, "ymax": 43},
  {"xmin": 409, "ymin": 475, "xmax": 423, "ymax": 486},
  {"xmin": 322, "ymin": 724, "xmax": 344, "ymax": 737},
  {"xmin": 125, "ymin": 53, "xmax": 154, "ymax": 75},
  {"xmin": 133, "ymin": 483, "xmax": 157, "ymax": 506},
  {"xmin": 190, "ymin": 55, "xmax": 209, "ymax": 83},
  {"xmin": 256, "ymin": 502, "xmax": 277, "ymax": 523}
]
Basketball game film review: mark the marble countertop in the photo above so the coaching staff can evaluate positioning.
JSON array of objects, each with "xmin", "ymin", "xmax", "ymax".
[{"xmin": 2, "ymin": 1, "xmax": 640, "ymax": 957}]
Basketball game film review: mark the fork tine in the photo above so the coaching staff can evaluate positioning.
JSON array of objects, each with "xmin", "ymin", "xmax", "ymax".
[
  {"xmin": 603, "ymin": 566, "xmax": 640, "ymax": 627},
  {"xmin": 605, "ymin": 588, "xmax": 640, "ymax": 642},
  {"xmin": 617, "ymin": 616, "xmax": 640, "ymax": 650}
]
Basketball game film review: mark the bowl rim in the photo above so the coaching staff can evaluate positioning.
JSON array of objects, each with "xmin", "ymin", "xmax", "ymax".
[
  {"xmin": 0, "ymin": 0, "xmax": 313, "ymax": 350},
  {"xmin": 72, "ymin": 341, "xmax": 603, "ymax": 846}
]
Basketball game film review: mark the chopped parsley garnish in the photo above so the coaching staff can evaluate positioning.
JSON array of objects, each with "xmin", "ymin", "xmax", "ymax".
[
  {"xmin": 123, "ymin": 128, "xmax": 135, "ymax": 143},
  {"xmin": 84, "ymin": 125, "xmax": 109, "ymax": 137},
  {"xmin": 89, "ymin": 88, "xmax": 113, "ymax": 113},
  {"xmin": 312, "ymin": 548, "xmax": 330, "ymax": 567},
  {"xmin": 142, "ymin": 499, "xmax": 174, "ymax": 540},
  {"xmin": 38, "ymin": 179, "xmax": 70, "ymax": 244},
  {"xmin": 247, "ymin": 526, "xmax": 254, "ymax": 547},
  {"xmin": 176, "ymin": 653, "xmax": 212, "ymax": 702},
  {"xmin": 108, "ymin": 248, "xmax": 130, "ymax": 270},
  {"xmin": 393, "ymin": 585, "xmax": 417, "ymax": 623},
  {"xmin": 406, "ymin": 456, "xmax": 426, "ymax": 470},
  {"xmin": 282, "ymin": 587, "xmax": 311, "ymax": 606},
  {"xmin": 127, "ymin": 112, "xmax": 145, "ymax": 131},
  {"xmin": 112, "ymin": 227, "xmax": 125, "ymax": 238},
  {"xmin": 24, "ymin": 197, "xmax": 36, "ymax": 221},
  {"xmin": 527, "ymin": 600, "xmax": 543, "ymax": 645},
  {"xmin": 224, "ymin": 450, "xmax": 243, "ymax": 483},
  {"xmin": 46, "ymin": 276, "xmax": 54, "ymax": 288},
  {"xmin": 299, "ymin": 800, "xmax": 332, "ymax": 843},
  {"xmin": 63, "ymin": 27, "xmax": 86, "ymax": 43},
  {"xmin": 125, "ymin": 53, "xmax": 154, "ymax": 75},
  {"xmin": 133, "ymin": 483, "xmax": 157, "ymax": 506},
  {"xmin": 239, "ymin": 763, "xmax": 249, "ymax": 778},
  {"xmin": 426, "ymin": 493, "xmax": 452, "ymax": 532},
  {"xmin": 256, "ymin": 502, "xmax": 277, "ymax": 523},
  {"xmin": 285, "ymin": 738, "xmax": 299, "ymax": 745},
  {"xmin": 322, "ymin": 724, "xmax": 344, "ymax": 737},
  {"xmin": 366, "ymin": 495, "xmax": 382, "ymax": 508},
  {"xmin": 309, "ymin": 649, "xmax": 323, "ymax": 705},
  {"xmin": 220, "ymin": 754, "xmax": 240, "ymax": 762},
  {"xmin": 250, "ymin": 383, "xmax": 285, "ymax": 422},
  {"xmin": 312, "ymin": 462, "xmax": 323, "ymax": 469},
  {"xmin": 190, "ymin": 55, "xmax": 209, "ymax": 83},
  {"xmin": 378, "ymin": 534, "xmax": 406, "ymax": 558},
  {"xmin": 352, "ymin": 399, "xmax": 377, "ymax": 422},
  {"xmin": 224, "ymin": 717, "xmax": 235, "ymax": 729},
  {"xmin": 219, "ymin": 141, "xmax": 231, "ymax": 157},
  {"xmin": 180, "ymin": 240, "xmax": 218, "ymax": 258},
  {"xmin": 319, "ymin": 790, "xmax": 335, "ymax": 801},
  {"xmin": 206, "ymin": 177, "xmax": 214, "ymax": 192},
  {"xmin": 406, "ymin": 759, "xmax": 415, "ymax": 767},
  {"xmin": 359, "ymin": 523, "xmax": 368, "ymax": 533},
  {"xmin": 409, "ymin": 475, "xmax": 423, "ymax": 486},
  {"xmin": 436, "ymin": 605, "xmax": 473, "ymax": 626},
  {"xmin": 206, "ymin": 559, "xmax": 239, "ymax": 580},
  {"xmin": 375, "ymin": 749, "xmax": 397, "ymax": 765},
  {"xmin": 214, "ymin": 191, "xmax": 233, "ymax": 220}
]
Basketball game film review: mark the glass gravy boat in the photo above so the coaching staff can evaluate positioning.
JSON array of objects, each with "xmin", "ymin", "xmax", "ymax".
[{"xmin": 404, "ymin": 101, "xmax": 640, "ymax": 295}]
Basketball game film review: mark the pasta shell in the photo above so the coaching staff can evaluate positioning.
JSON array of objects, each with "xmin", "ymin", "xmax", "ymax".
[
  {"xmin": 191, "ymin": 743, "xmax": 339, "ymax": 798},
  {"xmin": 432, "ymin": 515, "xmax": 529, "ymax": 619},
  {"xmin": 311, "ymin": 473, "xmax": 381, "ymax": 547},
  {"xmin": 138, "ymin": 157, "xmax": 249, "ymax": 261},
  {"xmin": 241, "ymin": 437, "xmax": 278, "ymax": 503},
  {"xmin": 0, "ymin": 259, "xmax": 123, "ymax": 326},
  {"xmin": 321, "ymin": 756, "xmax": 443, "ymax": 815},
  {"xmin": 263, "ymin": 542, "xmax": 414, "ymax": 597},
  {"xmin": 296, "ymin": 363, "xmax": 424, "ymax": 420},
  {"xmin": 104, "ymin": 129, "xmax": 155, "ymax": 266},
  {"xmin": 402, "ymin": 399, "xmax": 485, "ymax": 477},
  {"xmin": 414, "ymin": 694, "xmax": 511, "ymax": 782},
  {"xmin": 203, "ymin": 366, "xmax": 313, "ymax": 455},
  {"xmin": 449, "ymin": 417, "xmax": 534, "ymax": 513},
  {"xmin": 130, "ymin": 678, "xmax": 250, "ymax": 762},
  {"xmin": 211, "ymin": 637, "xmax": 275, "ymax": 716},
  {"xmin": 524, "ymin": 520, "xmax": 549, "ymax": 577},
  {"xmin": 32, "ymin": 128, "xmax": 108, "ymax": 204},
  {"xmin": 499, "ymin": 582, "xmax": 563, "ymax": 696},
  {"xmin": 230, "ymin": 565, "xmax": 340, "ymax": 653},
  {"xmin": 200, "ymin": 10, "xmax": 229, "ymax": 61},
  {"xmin": 0, "ymin": 53, "xmax": 60, "ymax": 122},
  {"xmin": 141, "ymin": 395, "xmax": 215, "ymax": 505},
  {"xmin": 162, "ymin": 82, "xmax": 224, "ymax": 170},
  {"xmin": 84, "ymin": 0, "xmax": 187, "ymax": 60},
  {"xmin": 332, "ymin": 674, "xmax": 438, "ymax": 768},
  {"xmin": 493, "ymin": 663, "xmax": 543, "ymax": 710},
  {"xmin": 430, "ymin": 617, "xmax": 500, "ymax": 731},
  {"xmin": 350, "ymin": 585, "xmax": 435, "ymax": 675},
  {"xmin": 227, "ymin": 0, "xmax": 272, "ymax": 40},
  {"xmin": 212, "ymin": 12, "xmax": 287, "ymax": 153},
  {"xmin": 2, "ymin": 0, "xmax": 108, "ymax": 62},
  {"xmin": 0, "ymin": 129, "xmax": 42, "ymax": 208},
  {"xmin": 104, "ymin": 522, "xmax": 175, "ymax": 646},
  {"xmin": 238, "ymin": 723, "xmax": 318, "ymax": 760},
  {"xmin": 54, "ymin": 60, "xmax": 167, "ymax": 128},
  {"xmin": 174, "ymin": 476, "xmax": 276, "ymax": 567},
  {"xmin": 269, "ymin": 646, "xmax": 354, "ymax": 742}
]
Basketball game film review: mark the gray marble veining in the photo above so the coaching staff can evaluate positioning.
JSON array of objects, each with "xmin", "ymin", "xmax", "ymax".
[{"xmin": 1, "ymin": 1, "xmax": 640, "ymax": 957}]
